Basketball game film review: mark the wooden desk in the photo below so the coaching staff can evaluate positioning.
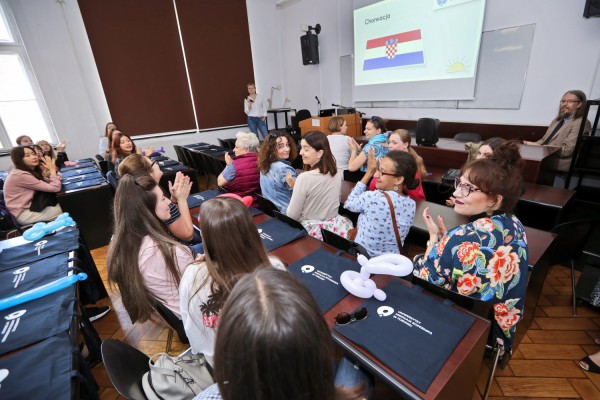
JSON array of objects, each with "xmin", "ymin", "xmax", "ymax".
[
  {"xmin": 299, "ymin": 112, "xmax": 362, "ymax": 138},
  {"xmin": 421, "ymin": 166, "xmax": 574, "ymax": 230},
  {"xmin": 58, "ymin": 183, "xmax": 113, "ymax": 249},
  {"xmin": 355, "ymin": 137, "xmax": 561, "ymax": 185},
  {"xmin": 339, "ymin": 181, "xmax": 556, "ymax": 350},
  {"xmin": 187, "ymin": 206, "xmax": 490, "ymax": 399},
  {"xmin": 258, "ymin": 214, "xmax": 490, "ymax": 400}
]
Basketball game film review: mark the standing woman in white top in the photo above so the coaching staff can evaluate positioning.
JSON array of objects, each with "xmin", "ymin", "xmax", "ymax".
[
  {"xmin": 244, "ymin": 83, "xmax": 268, "ymax": 140},
  {"xmin": 326, "ymin": 116, "xmax": 352, "ymax": 172},
  {"xmin": 287, "ymin": 131, "xmax": 353, "ymax": 240},
  {"xmin": 179, "ymin": 197, "xmax": 284, "ymax": 365}
]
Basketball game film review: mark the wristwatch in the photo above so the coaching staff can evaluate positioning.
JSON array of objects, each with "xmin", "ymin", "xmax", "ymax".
[{"xmin": 426, "ymin": 240, "xmax": 438, "ymax": 247}]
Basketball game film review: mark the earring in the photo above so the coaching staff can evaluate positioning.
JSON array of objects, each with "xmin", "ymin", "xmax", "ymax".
[{"xmin": 393, "ymin": 185, "xmax": 399, "ymax": 192}]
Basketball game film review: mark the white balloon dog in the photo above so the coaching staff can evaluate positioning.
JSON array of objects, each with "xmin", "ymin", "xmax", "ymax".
[{"xmin": 340, "ymin": 253, "xmax": 414, "ymax": 301}]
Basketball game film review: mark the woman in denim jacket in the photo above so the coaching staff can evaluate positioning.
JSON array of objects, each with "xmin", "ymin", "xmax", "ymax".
[{"xmin": 258, "ymin": 131, "xmax": 298, "ymax": 214}]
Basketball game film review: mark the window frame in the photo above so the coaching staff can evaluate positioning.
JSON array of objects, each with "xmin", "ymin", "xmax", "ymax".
[{"xmin": 0, "ymin": 0, "xmax": 57, "ymax": 150}]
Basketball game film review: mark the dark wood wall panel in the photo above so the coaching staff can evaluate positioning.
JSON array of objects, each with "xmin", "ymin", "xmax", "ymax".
[
  {"xmin": 78, "ymin": 0, "xmax": 254, "ymax": 135},
  {"xmin": 78, "ymin": 0, "xmax": 194, "ymax": 136},
  {"xmin": 176, "ymin": 0, "xmax": 254, "ymax": 129},
  {"xmin": 380, "ymin": 119, "xmax": 548, "ymax": 142}
]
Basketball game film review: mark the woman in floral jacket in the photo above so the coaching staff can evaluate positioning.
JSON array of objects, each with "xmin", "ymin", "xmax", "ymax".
[{"xmin": 414, "ymin": 141, "xmax": 528, "ymax": 356}]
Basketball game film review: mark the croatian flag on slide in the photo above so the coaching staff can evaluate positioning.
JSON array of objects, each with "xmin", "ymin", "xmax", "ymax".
[{"xmin": 362, "ymin": 29, "xmax": 424, "ymax": 71}]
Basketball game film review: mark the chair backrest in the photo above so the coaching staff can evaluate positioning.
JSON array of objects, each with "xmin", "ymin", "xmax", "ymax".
[
  {"xmin": 296, "ymin": 109, "xmax": 312, "ymax": 122},
  {"xmin": 410, "ymin": 276, "xmax": 494, "ymax": 321},
  {"xmin": 273, "ymin": 210, "xmax": 307, "ymax": 232},
  {"xmin": 106, "ymin": 170, "xmax": 119, "ymax": 190},
  {"xmin": 217, "ymin": 138, "xmax": 227, "ymax": 149},
  {"xmin": 101, "ymin": 339, "xmax": 150, "ymax": 400},
  {"xmin": 416, "ymin": 118, "xmax": 440, "ymax": 146},
  {"xmin": 321, "ymin": 228, "xmax": 371, "ymax": 259},
  {"xmin": 95, "ymin": 154, "xmax": 105, "ymax": 162},
  {"xmin": 550, "ymin": 218, "xmax": 600, "ymax": 264},
  {"xmin": 154, "ymin": 301, "xmax": 189, "ymax": 344},
  {"xmin": 454, "ymin": 132, "xmax": 481, "ymax": 143},
  {"xmin": 187, "ymin": 150, "xmax": 207, "ymax": 176},
  {"xmin": 173, "ymin": 145, "xmax": 186, "ymax": 164},
  {"xmin": 255, "ymin": 193, "xmax": 279, "ymax": 217}
]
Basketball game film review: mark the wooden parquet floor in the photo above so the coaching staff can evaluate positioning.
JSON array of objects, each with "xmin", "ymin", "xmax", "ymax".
[{"xmin": 89, "ymin": 245, "xmax": 600, "ymax": 400}]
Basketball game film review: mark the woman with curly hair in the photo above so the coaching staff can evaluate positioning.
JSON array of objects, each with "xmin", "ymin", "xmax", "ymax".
[
  {"xmin": 257, "ymin": 130, "xmax": 298, "ymax": 214},
  {"xmin": 414, "ymin": 140, "xmax": 528, "ymax": 357}
]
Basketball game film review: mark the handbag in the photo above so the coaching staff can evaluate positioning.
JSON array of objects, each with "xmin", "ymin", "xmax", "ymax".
[
  {"xmin": 347, "ymin": 227, "xmax": 358, "ymax": 241},
  {"xmin": 142, "ymin": 351, "xmax": 214, "ymax": 400},
  {"xmin": 441, "ymin": 168, "xmax": 461, "ymax": 185},
  {"xmin": 382, "ymin": 192, "xmax": 404, "ymax": 255},
  {"xmin": 30, "ymin": 190, "xmax": 58, "ymax": 212}
]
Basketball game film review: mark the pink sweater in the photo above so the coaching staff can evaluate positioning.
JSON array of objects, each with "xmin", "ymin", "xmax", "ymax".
[
  {"xmin": 3, "ymin": 169, "xmax": 62, "ymax": 218},
  {"xmin": 138, "ymin": 236, "xmax": 194, "ymax": 318}
]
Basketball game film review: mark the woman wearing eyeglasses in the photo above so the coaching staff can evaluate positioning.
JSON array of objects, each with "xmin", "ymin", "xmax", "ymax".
[
  {"xmin": 414, "ymin": 141, "xmax": 528, "ymax": 358},
  {"xmin": 179, "ymin": 197, "xmax": 285, "ymax": 366},
  {"xmin": 118, "ymin": 154, "xmax": 195, "ymax": 243},
  {"xmin": 347, "ymin": 116, "xmax": 389, "ymax": 174},
  {"xmin": 343, "ymin": 150, "xmax": 417, "ymax": 256},
  {"xmin": 367, "ymin": 129, "xmax": 426, "ymax": 201},
  {"xmin": 287, "ymin": 131, "xmax": 353, "ymax": 240},
  {"xmin": 258, "ymin": 130, "xmax": 299, "ymax": 214}
]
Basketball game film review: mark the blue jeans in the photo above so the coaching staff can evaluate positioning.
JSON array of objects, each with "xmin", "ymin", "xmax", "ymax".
[
  {"xmin": 334, "ymin": 356, "xmax": 374, "ymax": 399},
  {"xmin": 248, "ymin": 116, "xmax": 268, "ymax": 140}
]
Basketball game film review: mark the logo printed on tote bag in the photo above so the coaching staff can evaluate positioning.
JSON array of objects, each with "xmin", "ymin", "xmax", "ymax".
[
  {"xmin": 33, "ymin": 240, "xmax": 48, "ymax": 256},
  {"xmin": 301, "ymin": 265, "xmax": 315, "ymax": 274},
  {"xmin": 12, "ymin": 266, "xmax": 30, "ymax": 288},
  {"xmin": 2, "ymin": 310, "xmax": 26, "ymax": 343},
  {"xmin": 377, "ymin": 306, "xmax": 394, "ymax": 317}
]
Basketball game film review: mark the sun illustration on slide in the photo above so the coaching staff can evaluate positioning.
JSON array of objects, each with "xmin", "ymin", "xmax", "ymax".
[{"xmin": 446, "ymin": 57, "xmax": 469, "ymax": 73}]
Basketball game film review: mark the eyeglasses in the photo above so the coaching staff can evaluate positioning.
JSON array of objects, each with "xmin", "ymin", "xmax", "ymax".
[
  {"xmin": 335, "ymin": 307, "xmax": 368, "ymax": 325},
  {"xmin": 150, "ymin": 160, "xmax": 157, "ymax": 168},
  {"xmin": 559, "ymin": 100, "xmax": 581, "ymax": 104},
  {"xmin": 269, "ymin": 130, "xmax": 287, "ymax": 138},
  {"xmin": 370, "ymin": 116, "xmax": 380, "ymax": 121},
  {"xmin": 376, "ymin": 160, "xmax": 397, "ymax": 177},
  {"xmin": 454, "ymin": 177, "xmax": 485, "ymax": 197}
]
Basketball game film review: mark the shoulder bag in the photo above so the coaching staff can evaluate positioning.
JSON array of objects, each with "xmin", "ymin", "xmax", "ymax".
[{"xmin": 382, "ymin": 192, "xmax": 404, "ymax": 255}]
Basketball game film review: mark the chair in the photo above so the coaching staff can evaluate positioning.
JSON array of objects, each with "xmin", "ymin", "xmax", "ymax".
[
  {"xmin": 101, "ymin": 339, "xmax": 150, "ymax": 400},
  {"xmin": 321, "ymin": 228, "xmax": 370, "ymax": 259},
  {"xmin": 290, "ymin": 108, "xmax": 312, "ymax": 139},
  {"xmin": 549, "ymin": 218, "xmax": 600, "ymax": 316},
  {"xmin": 255, "ymin": 193, "xmax": 279, "ymax": 217},
  {"xmin": 106, "ymin": 170, "xmax": 119, "ymax": 190},
  {"xmin": 154, "ymin": 301, "xmax": 190, "ymax": 354},
  {"xmin": 218, "ymin": 138, "xmax": 236, "ymax": 150},
  {"xmin": 454, "ymin": 132, "xmax": 481, "ymax": 143},
  {"xmin": 273, "ymin": 210, "xmax": 307, "ymax": 232},
  {"xmin": 173, "ymin": 145, "xmax": 187, "ymax": 164},
  {"xmin": 95, "ymin": 154, "xmax": 105, "ymax": 162},
  {"xmin": 410, "ymin": 276, "xmax": 498, "ymax": 400},
  {"xmin": 415, "ymin": 118, "xmax": 440, "ymax": 146}
]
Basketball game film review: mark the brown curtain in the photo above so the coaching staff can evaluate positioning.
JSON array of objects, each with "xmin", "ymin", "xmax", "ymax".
[{"xmin": 78, "ymin": 0, "xmax": 254, "ymax": 136}]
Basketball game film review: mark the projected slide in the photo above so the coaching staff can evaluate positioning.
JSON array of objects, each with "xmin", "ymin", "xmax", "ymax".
[{"xmin": 354, "ymin": 0, "xmax": 486, "ymax": 87}]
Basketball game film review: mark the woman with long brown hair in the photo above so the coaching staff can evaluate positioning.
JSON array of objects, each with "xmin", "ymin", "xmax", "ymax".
[
  {"xmin": 197, "ymin": 268, "xmax": 364, "ymax": 400},
  {"xmin": 4, "ymin": 145, "xmax": 63, "ymax": 225},
  {"xmin": 107, "ymin": 174, "xmax": 194, "ymax": 323},
  {"xmin": 287, "ymin": 131, "xmax": 352, "ymax": 240},
  {"xmin": 179, "ymin": 197, "xmax": 284, "ymax": 366}
]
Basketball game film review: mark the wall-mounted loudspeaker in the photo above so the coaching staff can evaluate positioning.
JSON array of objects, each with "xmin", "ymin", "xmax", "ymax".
[{"xmin": 300, "ymin": 33, "xmax": 319, "ymax": 65}]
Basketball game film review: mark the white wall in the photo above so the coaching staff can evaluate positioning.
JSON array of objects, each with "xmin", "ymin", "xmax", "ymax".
[{"xmin": 266, "ymin": 0, "xmax": 600, "ymax": 125}]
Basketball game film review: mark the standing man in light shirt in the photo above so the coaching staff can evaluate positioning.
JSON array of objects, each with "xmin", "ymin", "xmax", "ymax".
[
  {"xmin": 244, "ymin": 83, "xmax": 268, "ymax": 140},
  {"xmin": 524, "ymin": 90, "xmax": 591, "ymax": 172}
]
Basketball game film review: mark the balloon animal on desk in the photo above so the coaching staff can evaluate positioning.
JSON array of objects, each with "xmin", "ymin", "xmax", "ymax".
[
  {"xmin": 22, "ymin": 213, "xmax": 76, "ymax": 242},
  {"xmin": 340, "ymin": 253, "xmax": 414, "ymax": 301}
]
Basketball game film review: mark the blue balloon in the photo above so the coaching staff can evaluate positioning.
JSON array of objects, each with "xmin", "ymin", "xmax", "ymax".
[
  {"xmin": 22, "ymin": 213, "xmax": 76, "ymax": 242},
  {"xmin": 0, "ymin": 273, "xmax": 87, "ymax": 310}
]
